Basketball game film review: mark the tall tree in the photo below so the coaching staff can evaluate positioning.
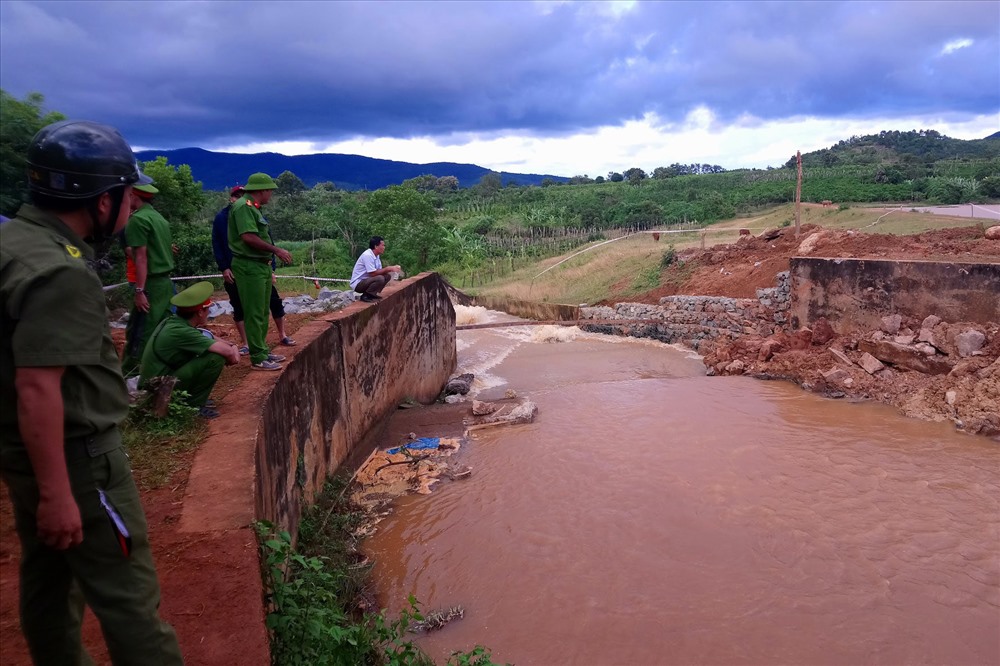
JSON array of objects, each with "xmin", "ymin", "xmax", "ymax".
[
  {"xmin": 360, "ymin": 186, "xmax": 441, "ymax": 270},
  {"xmin": 139, "ymin": 156, "xmax": 205, "ymax": 224},
  {"xmin": 0, "ymin": 90, "xmax": 65, "ymax": 216}
]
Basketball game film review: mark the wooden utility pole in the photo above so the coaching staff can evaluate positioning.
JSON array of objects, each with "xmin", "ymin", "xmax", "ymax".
[{"xmin": 794, "ymin": 150, "xmax": 802, "ymax": 238}]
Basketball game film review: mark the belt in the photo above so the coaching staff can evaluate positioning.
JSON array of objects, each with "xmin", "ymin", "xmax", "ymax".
[{"xmin": 65, "ymin": 428, "xmax": 122, "ymax": 461}]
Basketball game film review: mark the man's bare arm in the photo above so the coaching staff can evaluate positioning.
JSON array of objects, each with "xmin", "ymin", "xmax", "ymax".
[{"xmin": 15, "ymin": 366, "xmax": 82, "ymax": 550}]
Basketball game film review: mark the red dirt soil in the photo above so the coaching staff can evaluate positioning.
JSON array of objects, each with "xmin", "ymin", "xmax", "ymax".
[{"xmin": 0, "ymin": 311, "xmax": 314, "ymax": 665}]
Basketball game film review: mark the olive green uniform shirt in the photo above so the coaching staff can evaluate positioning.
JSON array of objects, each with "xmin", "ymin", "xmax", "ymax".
[
  {"xmin": 228, "ymin": 195, "xmax": 272, "ymax": 260},
  {"xmin": 139, "ymin": 315, "xmax": 214, "ymax": 381},
  {"xmin": 0, "ymin": 205, "xmax": 129, "ymax": 447},
  {"xmin": 125, "ymin": 203, "xmax": 175, "ymax": 275}
]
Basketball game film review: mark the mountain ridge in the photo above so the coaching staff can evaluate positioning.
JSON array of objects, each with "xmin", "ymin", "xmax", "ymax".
[{"xmin": 134, "ymin": 147, "xmax": 568, "ymax": 191}]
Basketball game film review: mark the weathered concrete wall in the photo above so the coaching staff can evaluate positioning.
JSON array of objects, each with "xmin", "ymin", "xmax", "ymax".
[
  {"xmin": 580, "ymin": 272, "xmax": 790, "ymax": 349},
  {"xmin": 175, "ymin": 273, "xmax": 455, "ymax": 665},
  {"xmin": 469, "ymin": 294, "xmax": 581, "ymax": 322},
  {"xmin": 256, "ymin": 272, "xmax": 456, "ymax": 534},
  {"xmin": 789, "ymin": 258, "xmax": 1000, "ymax": 331}
]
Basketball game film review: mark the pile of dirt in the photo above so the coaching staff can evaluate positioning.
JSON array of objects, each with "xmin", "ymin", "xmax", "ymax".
[
  {"xmin": 632, "ymin": 224, "xmax": 998, "ymax": 302},
  {"xmin": 613, "ymin": 223, "xmax": 1000, "ymax": 438}
]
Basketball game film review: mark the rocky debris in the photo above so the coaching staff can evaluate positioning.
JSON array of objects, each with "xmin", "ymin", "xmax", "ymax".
[
  {"xmin": 822, "ymin": 367, "xmax": 850, "ymax": 384},
  {"xmin": 956, "ymin": 330, "xmax": 986, "ymax": 357},
  {"xmin": 985, "ymin": 225, "xmax": 1000, "ymax": 240},
  {"xmin": 796, "ymin": 232, "xmax": 826, "ymax": 255},
  {"xmin": 759, "ymin": 228, "xmax": 782, "ymax": 241},
  {"xmin": 880, "ymin": 314, "xmax": 902, "ymax": 335},
  {"xmin": 444, "ymin": 394, "xmax": 465, "ymax": 404},
  {"xmin": 811, "ymin": 318, "xmax": 836, "ymax": 345},
  {"xmin": 702, "ymin": 315, "xmax": 999, "ymax": 438},
  {"xmin": 444, "ymin": 373, "xmax": 474, "ymax": 396},
  {"xmin": 465, "ymin": 400, "xmax": 538, "ymax": 431},
  {"xmin": 472, "ymin": 400, "xmax": 499, "ymax": 416},
  {"xmin": 409, "ymin": 606, "xmax": 465, "ymax": 633},
  {"xmin": 351, "ymin": 436, "xmax": 464, "ymax": 506},
  {"xmin": 829, "ymin": 347, "xmax": 854, "ymax": 367},
  {"xmin": 858, "ymin": 352, "xmax": 885, "ymax": 375},
  {"xmin": 281, "ymin": 290, "xmax": 356, "ymax": 315},
  {"xmin": 859, "ymin": 339, "xmax": 953, "ymax": 375}
]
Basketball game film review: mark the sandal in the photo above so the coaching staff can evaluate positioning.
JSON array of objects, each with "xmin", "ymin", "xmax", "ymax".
[
  {"xmin": 280, "ymin": 336, "xmax": 297, "ymax": 346},
  {"xmin": 198, "ymin": 406, "xmax": 220, "ymax": 419}
]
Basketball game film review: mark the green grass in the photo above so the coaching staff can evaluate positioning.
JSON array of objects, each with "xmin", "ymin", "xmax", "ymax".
[{"xmin": 121, "ymin": 391, "xmax": 206, "ymax": 489}]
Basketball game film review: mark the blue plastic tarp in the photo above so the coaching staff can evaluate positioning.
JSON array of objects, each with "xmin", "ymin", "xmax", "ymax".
[{"xmin": 386, "ymin": 437, "xmax": 441, "ymax": 455}]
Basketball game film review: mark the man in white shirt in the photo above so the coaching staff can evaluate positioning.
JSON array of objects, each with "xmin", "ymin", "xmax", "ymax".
[{"xmin": 350, "ymin": 236, "xmax": 402, "ymax": 303}]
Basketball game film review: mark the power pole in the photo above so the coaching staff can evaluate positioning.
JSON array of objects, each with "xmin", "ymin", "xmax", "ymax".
[{"xmin": 794, "ymin": 150, "xmax": 802, "ymax": 238}]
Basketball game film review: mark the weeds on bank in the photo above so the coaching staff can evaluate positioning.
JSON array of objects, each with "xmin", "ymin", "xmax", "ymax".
[
  {"xmin": 121, "ymin": 390, "xmax": 205, "ymax": 489},
  {"xmin": 258, "ymin": 477, "xmax": 501, "ymax": 666}
]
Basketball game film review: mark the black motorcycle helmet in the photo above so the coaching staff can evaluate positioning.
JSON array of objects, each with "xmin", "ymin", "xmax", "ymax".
[
  {"xmin": 27, "ymin": 120, "xmax": 150, "ymax": 200},
  {"xmin": 26, "ymin": 120, "xmax": 151, "ymax": 241}
]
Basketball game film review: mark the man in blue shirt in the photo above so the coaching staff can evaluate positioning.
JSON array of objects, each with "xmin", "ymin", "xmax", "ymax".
[
  {"xmin": 211, "ymin": 185, "xmax": 295, "ymax": 353},
  {"xmin": 350, "ymin": 236, "xmax": 402, "ymax": 303}
]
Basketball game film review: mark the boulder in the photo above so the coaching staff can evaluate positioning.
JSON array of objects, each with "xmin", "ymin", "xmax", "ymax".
[
  {"xmin": 880, "ymin": 314, "xmax": 902, "ymax": 335},
  {"xmin": 945, "ymin": 390, "xmax": 957, "ymax": 406},
  {"xmin": 759, "ymin": 228, "xmax": 782, "ymax": 241},
  {"xmin": 893, "ymin": 334, "xmax": 915, "ymax": 345},
  {"xmin": 758, "ymin": 339, "xmax": 784, "ymax": 362},
  {"xmin": 796, "ymin": 232, "xmax": 824, "ymax": 255},
  {"xmin": 985, "ymin": 225, "xmax": 1000, "ymax": 240},
  {"xmin": 914, "ymin": 342, "xmax": 938, "ymax": 356},
  {"xmin": 788, "ymin": 328, "xmax": 813, "ymax": 350},
  {"xmin": 921, "ymin": 315, "xmax": 942, "ymax": 330},
  {"xmin": 725, "ymin": 359, "xmax": 746, "ymax": 374},
  {"xmin": 858, "ymin": 340, "xmax": 953, "ymax": 375},
  {"xmin": 444, "ymin": 373, "xmax": 474, "ymax": 396},
  {"xmin": 955, "ymin": 329, "xmax": 986, "ymax": 357},
  {"xmin": 811, "ymin": 318, "xmax": 836, "ymax": 345},
  {"xmin": 858, "ymin": 352, "xmax": 885, "ymax": 375}
]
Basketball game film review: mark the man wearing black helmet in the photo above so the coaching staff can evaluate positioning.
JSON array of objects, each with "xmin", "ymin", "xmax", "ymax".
[{"xmin": 0, "ymin": 120, "xmax": 183, "ymax": 664}]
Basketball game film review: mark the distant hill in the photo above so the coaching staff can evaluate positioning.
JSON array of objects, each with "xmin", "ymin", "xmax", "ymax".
[
  {"xmin": 789, "ymin": 129, "xmax": 1000, "ymax": 168},
  {"xmin": 134, "ymin": 147, "xmax": 567, "ymax": 191}
]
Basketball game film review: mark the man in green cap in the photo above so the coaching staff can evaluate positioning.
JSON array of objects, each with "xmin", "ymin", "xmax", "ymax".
[
  {"xmin": 123, "ymin": 181, "xmax": 176, "ymax": 373},
  {"xmin": 0, "ymin": 120, "xmax": 183, "ymax": 663},
  {"xmin": 140, "ymin": 281, "xmax": 241, "ymax": 418},
  {"xmin": 228, "ymin": 172, "xmax": 293, "ymax": 370}
]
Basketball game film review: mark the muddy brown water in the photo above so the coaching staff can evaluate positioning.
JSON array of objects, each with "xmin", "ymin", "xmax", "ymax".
[{"xmin": 363, "ymin": 308, "xmax": 999, "ymax": 666}]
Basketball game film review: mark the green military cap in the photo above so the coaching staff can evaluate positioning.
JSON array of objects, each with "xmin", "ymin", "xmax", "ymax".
[
  {"xmin": 243, "ymin": 172, "xmax": 277, "ymax": 191},
  {"xmin": 170, "ymin": 281, "xmax": 214, "ymax": 309},
  {"xmin": 133, "ymin": 183, "xmax": 159, "ymax": 194}
]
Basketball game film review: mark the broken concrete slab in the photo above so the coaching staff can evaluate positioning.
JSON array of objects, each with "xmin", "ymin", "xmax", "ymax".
[
  {"xmin": 829, "ymin": 347, "xmax": 854, "ymax": 367},
  {"xmin": 859, "ymin": 340, "xmax": 953, "ymax": 375},
  {"xmin": 858, "ymin": 352, "xmax": 886, "ymax": 375}
]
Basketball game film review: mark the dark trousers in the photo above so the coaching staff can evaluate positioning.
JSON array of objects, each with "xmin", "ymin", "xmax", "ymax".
[{"xmin": 354, "ymin": 274, "xmax": 390, "ymax": 297}]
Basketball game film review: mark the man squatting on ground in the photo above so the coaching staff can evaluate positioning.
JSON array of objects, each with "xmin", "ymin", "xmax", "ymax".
[
  {"xmin": 212, "ymin": 185, "xmax": 295, "ymax": 355},
  {"xmin": 0, "ymin": 120, "xmax": 183, "ymax": 663},
  {"xmin": 140, "ymin": 281, "xmax": 241, "ymax": 419},
  {"xmin": 122, "ymin": 181, "xmax": 175, "ymax": 374},
  {"xmin": 351, "ymin": 236, "xmax": 402, "ymax": 302}
]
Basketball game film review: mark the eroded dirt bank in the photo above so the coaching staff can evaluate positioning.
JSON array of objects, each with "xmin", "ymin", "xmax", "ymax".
[{"xmin": 624, "ymin": 224, "xmax": 1000, "ymax": 438}]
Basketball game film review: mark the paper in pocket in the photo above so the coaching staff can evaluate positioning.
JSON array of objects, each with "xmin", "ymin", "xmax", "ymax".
[{"xmin": 97, "ymin": 489, "xmax": 132, "ymax": 557}]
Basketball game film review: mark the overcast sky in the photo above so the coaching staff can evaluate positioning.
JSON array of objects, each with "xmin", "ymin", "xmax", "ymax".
[{"xmin": 1, "ymin": 0, "xmax": 997, "ymax": 177}]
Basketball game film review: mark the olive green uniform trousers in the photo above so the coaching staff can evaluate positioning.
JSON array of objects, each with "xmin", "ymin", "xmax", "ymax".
[
  {"xmin": 171, "ymin": 351, "xmax": 225, "ymax": 407},
  {"xmin": 1, "ymin": 430, "xmax": 183, "ymax": 665},
  {"xmin": 231, "ymin": 256, "xmax": 272, "ymax": 364},
  {"xmin": 123, "ymin": 275, "xmax": 174, "ymax": 374}
]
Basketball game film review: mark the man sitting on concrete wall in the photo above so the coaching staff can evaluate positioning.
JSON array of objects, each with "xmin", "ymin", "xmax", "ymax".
[
  {"xmin": 140, "ymin": 281, "xmax": 240, "ymax": 418},
  {"xmin": 350, "ymin": 235, "xmax": 402, "ymax": 303}
]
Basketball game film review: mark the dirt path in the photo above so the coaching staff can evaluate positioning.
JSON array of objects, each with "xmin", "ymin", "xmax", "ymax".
[{"xmin": 0, "ymin": 311, "xmax": 316, "ymax": 665}]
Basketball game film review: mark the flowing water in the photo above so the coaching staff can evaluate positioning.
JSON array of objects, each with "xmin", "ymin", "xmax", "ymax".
[{"xmin": 364, "ymin": 307, "xmax": 999, "ymax": 666}]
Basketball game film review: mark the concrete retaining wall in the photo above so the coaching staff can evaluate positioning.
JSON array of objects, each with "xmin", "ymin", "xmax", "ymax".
[
  {"xmin": 257, "ymin": 272, "xmax": 456, "ymax": 534},
  {"xmin": 789, "ymin": 258, "xmax": 1000, "ymax": 331},
  {"xmin": 469, "ymin": 294, "xmax": 581, "ymax": 322},
  {"xmin": 174, "ymin": 273, "xmax": 456, "ymax": 665}
]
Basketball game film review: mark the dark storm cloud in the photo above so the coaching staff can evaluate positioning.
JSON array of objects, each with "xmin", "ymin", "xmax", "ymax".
[{"xmin": 1, "ymin": 0, "xmax": 996, "ymax": 148}]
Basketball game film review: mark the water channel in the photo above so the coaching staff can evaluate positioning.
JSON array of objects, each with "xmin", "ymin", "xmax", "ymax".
[{"xmin": 363, "ymin": 307, "xmax": 999, "ymax": 665}]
